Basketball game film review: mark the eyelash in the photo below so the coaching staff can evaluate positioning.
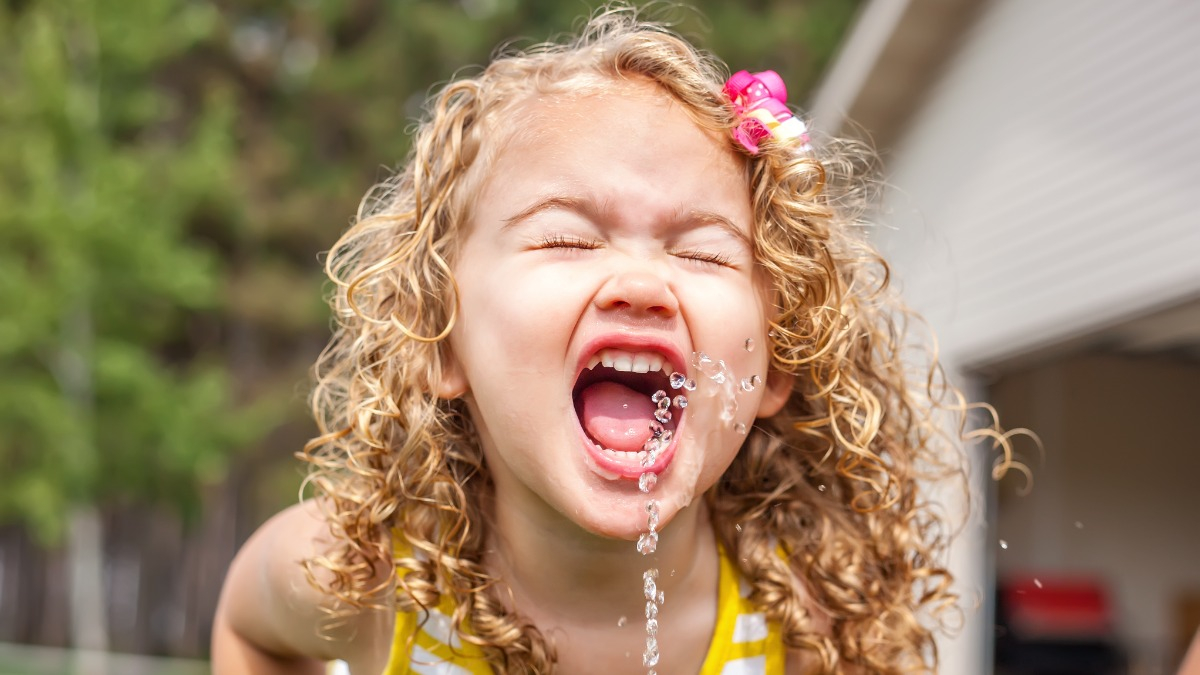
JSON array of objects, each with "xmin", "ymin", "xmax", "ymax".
[
  {"xmin": 674, "ymin": 249, "xmax": 733, "ymax": 267},
  {"xmin": 535, "ymin": 235, "xmax": 732, "ymax": 267},
  {"xmin": 536, "ymin": 234, "xmax": 601, "ymax": 250}
]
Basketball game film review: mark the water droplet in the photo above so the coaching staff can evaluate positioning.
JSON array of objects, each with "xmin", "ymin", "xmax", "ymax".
[
  {"xmin": 643, "ymin": 576, "xmax": 657, "ymax": 599},
  {"xmin": 999, "ymin": 539, "xmax": 1008, "ymax": 550},
  {"xmin": 684, "ymin": 378, "xmax": 697, "ymax": 391},
  {"xmin": 654, "ymin": 408, "xmax": 672, "ymax": 424},
  {"xmin": 643, "ymin": 644, "xmax": 660, "ymax": 667},
  {"xmin": 637, "ymin": 532, "xmax": 658, "ymax": 555},
  {"xmin": 657, "ymin": 590, "xmax": 665, "ymax": 605},
  {"xmin": 768, "ymin": 329, "xmax": 777, "ymax": 338},
  {"xmin": 646, "ymin": 601, "xmax": 658, "ymax": 619},
  {"xmin": 694, "ymin": 352, "xmax": 712, "ymax": 367},
  {"xmin": 644, "ymin": 568, "xmax": 658, "ymax": 579},
  {"xmin": 617, "ymin": 615, "xmax": 627, "ymax": 627},
  {"xmin": 669, "ymin": 372, "xmax": 686, "ymax": 389},
  {"xmin": 657, "ymin": 397, "xmax": 670, "ymax": 410},
  {"xmin": 646, "ymin": 618, "xmax": 658, "ymax": 635},
  {"xmin": 739, "ymin": 377, "xmax": 756, "ymax": 392},
  {"xmin": 735, "ymin": 523, "xmax": 742, "ymax": 532},
  {"xmin": 641, "ymin": 450, "xmax": 657, "ymax": 467},
  {"xmin": 647, "ymin": 510, "xmax": 659, "ymax": 531},
  {"xmin": 673, "ymin": 395, "xmax": 687, "ymax": 409},
  {"xmin": 646, "ymin": 500, "xmax": 659, "ymax": 515},
  {"xmin": 1033, "ymin": 578, "xmax": 1042, "ymax": 589},
  {"xmin": 648, "ymin": 421, "xmax": 664, "ymax": 438},
  {"xmin": 818, "ymin": 484, "xmax": 826, "ymax": 492},
  {"xmin": 745, "ymin": 338, "xmax": 754, "ymax": 352},
  {"xmin": 639, "ymin": 472, "xmax": 657, "ymax": 493},
  {"xmin": 710, "ymin": 371, "xmax": 726, "ymax": 384},
  {"xmin": 1074, "ymin": 521, "xmax": 1084, "ymax": 529},
  {"xmin": 651, "ymin": 390, "xmax": 667, "ymax": 404},
  {"xmin": 660, "ymin": 429, "xmax": 672, "ymax": 443},
  {"xmin": 734, "ymin": 422, "xmax": 747, "ymax": 434}
]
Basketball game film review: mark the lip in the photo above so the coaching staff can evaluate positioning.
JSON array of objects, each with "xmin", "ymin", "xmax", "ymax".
[
  {"xmin": 573, "ymin": 333, "xmax": 688, "ymax": 481},
  {"xmin": 578, "ymin": 424, "xmax": 678, "ymax": 480}
]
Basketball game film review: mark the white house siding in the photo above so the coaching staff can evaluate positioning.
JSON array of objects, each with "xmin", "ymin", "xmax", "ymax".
[
  {"xmin": 860, "ymin": 1, "xmax": 1200, "ymax": 672},
  {"xmin": 873, "ymin": 0, "xmax": 1200, "ymax": 369}
]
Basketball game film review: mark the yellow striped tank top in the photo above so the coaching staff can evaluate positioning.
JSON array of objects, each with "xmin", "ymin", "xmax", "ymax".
[{"xmin": 377, "ymin": 543, "xmax": 785, "ymax": 674}]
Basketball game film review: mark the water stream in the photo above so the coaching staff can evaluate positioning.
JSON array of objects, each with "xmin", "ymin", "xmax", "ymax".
[{"xmin": 633, "ymin": 341, "xmax": 760, "ymax": 673}]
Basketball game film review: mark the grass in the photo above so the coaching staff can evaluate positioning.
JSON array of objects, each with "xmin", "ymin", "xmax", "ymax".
[{"xmin": 0, "ymin": 643, "xmax": 208, "ymax": 675}]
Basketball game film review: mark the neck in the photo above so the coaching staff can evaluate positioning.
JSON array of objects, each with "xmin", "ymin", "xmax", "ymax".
[{"xmin": 484, "ymin": 492, "xmax": 718, "ymax": 626}]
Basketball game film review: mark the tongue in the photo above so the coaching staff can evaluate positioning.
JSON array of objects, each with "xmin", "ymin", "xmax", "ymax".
[{"xmin": 579, "ymin": 381, "xmax": 658, "ymax": 452}]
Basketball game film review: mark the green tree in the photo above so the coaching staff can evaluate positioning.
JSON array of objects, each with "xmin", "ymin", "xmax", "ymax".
[
  {"xmin": 0, "ymin": 0, "xmax": 272, "ymax": 655},
  {"xmin": 0, "ymin": 0, "xmax": 862, "ymax": 659}
]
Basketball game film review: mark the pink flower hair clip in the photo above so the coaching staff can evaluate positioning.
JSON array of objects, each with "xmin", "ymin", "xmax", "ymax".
[{"xmin": 723, "ymin": 69, "xmax": 811, "ymax": 155}]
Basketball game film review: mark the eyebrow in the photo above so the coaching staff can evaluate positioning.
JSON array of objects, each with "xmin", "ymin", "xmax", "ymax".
[
  {"xmin": 680, "ymin": 208, "xmax": 752, "ymax": 250},
  {"xmin": 502, "ymin": 195, "xmax": 752, "ymax": 249},
  {"xmin": 501, "ymin": 195, "xmax": 592, "ymax": 231}
]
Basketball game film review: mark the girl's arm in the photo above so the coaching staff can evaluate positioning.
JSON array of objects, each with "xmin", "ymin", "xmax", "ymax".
[{"xmin": 212, "ymin": 501, "xmax": 348, "ymax": 674}]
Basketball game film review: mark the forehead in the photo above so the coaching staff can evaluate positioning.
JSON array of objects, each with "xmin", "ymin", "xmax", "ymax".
[{"xmin": 473, "ymin": 78, "xmax": 752, "ymax": 232}]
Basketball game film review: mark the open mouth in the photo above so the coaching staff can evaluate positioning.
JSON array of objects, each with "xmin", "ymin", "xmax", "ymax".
[{"xmin": 572, "ymin": 347, "xmax": 684, "ymax": 480}]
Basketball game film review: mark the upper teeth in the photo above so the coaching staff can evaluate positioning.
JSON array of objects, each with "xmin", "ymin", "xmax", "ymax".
[{"xmin": 586, "ymin": 348, "xmax": 671, "ymax": 375}]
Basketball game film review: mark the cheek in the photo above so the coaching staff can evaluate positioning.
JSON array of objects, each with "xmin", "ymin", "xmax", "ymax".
[{"xmin": 450, "ymin": 262, "xmax": 589, "ymax": 377}]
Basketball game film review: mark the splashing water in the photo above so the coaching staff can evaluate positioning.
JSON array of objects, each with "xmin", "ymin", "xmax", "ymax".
[
  {"xmin": 739, "ymin": 375, "xmax": 760, "ymax": 392},
  {"xmin": 631, "ymin": 349, "xmax": 764, "ymax": 673},
  {"xmin": 691, "ymin": 352, "xmax": 738, "ymax": 426},
  {"xmin": 638, "ymin": 387, "xmax": 666, "ymax": 674},
  {"xmin": 642, "ymin": 568, "xmax": 663, "ymax": 669},
  {"xmin": 639, "ymin": 472, "xmax": 657, "ymax": 493}
]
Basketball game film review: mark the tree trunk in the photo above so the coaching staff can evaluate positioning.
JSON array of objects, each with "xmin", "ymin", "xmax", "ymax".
[{"xmin": 67, "ymin": 505, "xmax": 108, "ymax": 675}]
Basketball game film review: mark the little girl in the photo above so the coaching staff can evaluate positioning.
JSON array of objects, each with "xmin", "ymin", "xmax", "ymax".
[{"xmin": 214, "ymin": 8, "xmax": 1004, "ymax": 674}]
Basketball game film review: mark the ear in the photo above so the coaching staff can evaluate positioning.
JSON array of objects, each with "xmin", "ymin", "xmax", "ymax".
[
  {"xmin": 755, "ymin": 367, "xmax": 794, "ymax": 418},
  {"xmin": 435, "ymin": 345, "xmax": 469, "ymax": 400}
]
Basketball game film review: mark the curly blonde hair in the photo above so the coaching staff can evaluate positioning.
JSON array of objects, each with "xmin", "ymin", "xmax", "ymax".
[{"xmin": 301, "ymin": 6, "xmax": 1017, "ymax": 673}]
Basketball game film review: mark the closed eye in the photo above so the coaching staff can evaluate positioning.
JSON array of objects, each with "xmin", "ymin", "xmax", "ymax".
[
  {"xmin": 536, "ymin": 234, "xmax": 602, "ymax": 250},
  {"xmin": 673, "ymin": 249, "xmax": 733, "ymax": 267}
]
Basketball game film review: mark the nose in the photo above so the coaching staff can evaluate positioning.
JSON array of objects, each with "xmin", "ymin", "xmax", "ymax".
[{"xmin": 593, "ymin": 269, "xmax": 679, "ymax": 318}]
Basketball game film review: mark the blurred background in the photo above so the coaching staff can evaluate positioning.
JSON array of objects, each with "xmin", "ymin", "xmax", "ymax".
[
  {"xmin": 1, "ymin": 0, "xmax": 1197, "ymax": 674},
  {"xmin": 0, "ymin": 0, "xmax": 860, "ymax": 672}
]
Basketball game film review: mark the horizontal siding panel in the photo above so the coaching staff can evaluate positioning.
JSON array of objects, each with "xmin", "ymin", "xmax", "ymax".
[{"xmin": 875, "ymin": 0, "xmax": 1200, "ymax": 367}]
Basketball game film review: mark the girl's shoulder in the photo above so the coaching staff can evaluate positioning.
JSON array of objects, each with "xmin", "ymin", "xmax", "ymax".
[{"xmin": 254, "ymin": 501, "xmax": 396, "ymax": 668}]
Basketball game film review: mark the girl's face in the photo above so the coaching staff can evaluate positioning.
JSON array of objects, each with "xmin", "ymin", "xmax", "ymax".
[{"xmin": 443, "ymin": 80, "xmax": 790, "ymax": 540}]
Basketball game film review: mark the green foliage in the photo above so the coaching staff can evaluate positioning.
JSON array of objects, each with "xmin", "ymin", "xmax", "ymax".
[
  {"xmin": 0, "ymin": 0, "xmax": 267, "ymax": 542},
  {"xmin": 0, "ymin": 0, "xmax": 861, "ymax": 543}
]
